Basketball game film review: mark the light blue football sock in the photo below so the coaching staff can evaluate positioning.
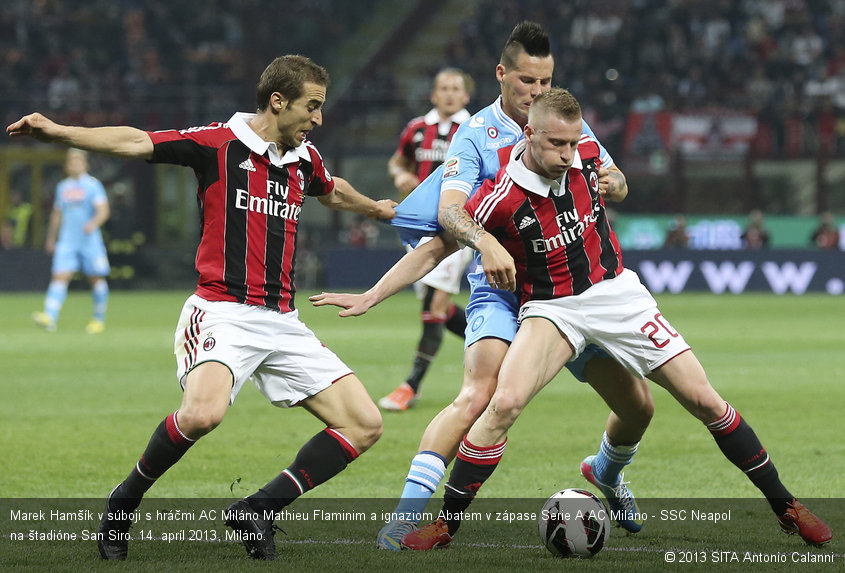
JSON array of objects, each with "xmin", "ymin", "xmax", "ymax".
[
  {"xmin": 92, "ymin": 279, "xmax": 109, "ymax": 322},
  {"xmin": 392, "ymin": 451, "xmax": 447, "ymax": 523},
  {"xmin": 44, "ymin": 280, "xmax": 68, "ymax": 323},
  {"xmin": 593, "ymin": 432, "xmax": 638, "ymax": 485}
]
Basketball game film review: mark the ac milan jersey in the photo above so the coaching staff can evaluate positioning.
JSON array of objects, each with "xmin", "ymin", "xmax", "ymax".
[
  {"xmin": 465, "ymin": 136, "xmax": 623, "ymax": 305},
  {"xmin": 390, "ymin": 96, "xmax": 613, "ymax": 247},
  {"xmin": 396, "ymin": 108, "xmax": 470, "ymax": 181},
  {"xmin": 147, "ymin": 112, "xmax": 334, "ymax": 313}
]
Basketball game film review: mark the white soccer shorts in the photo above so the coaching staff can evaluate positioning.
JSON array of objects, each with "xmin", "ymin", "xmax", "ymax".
[
  {"xmin": 518, "ymin": 269, "xmax": 690, "ymax": 378},
  {"xmin": 174, "ymin": 294, "xmax": 353, "ymax": 407}
]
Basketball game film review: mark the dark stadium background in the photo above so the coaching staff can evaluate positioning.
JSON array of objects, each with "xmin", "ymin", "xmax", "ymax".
[{"xmin": 1, "ymin": 0, "xmax": 843, "ymax": 292}]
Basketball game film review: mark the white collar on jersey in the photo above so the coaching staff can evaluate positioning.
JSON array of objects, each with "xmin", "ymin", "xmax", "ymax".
[
  {"xmin": 423, "ymin": 108, "xmax": 471, "ymax": 136},
  {"xmin": 491, "ymin": 97, "xmax": 523, "ymax": 137},
  {"xmin": 505, "ymin": 139, "xmax": 582, "ymax": 198},
  {"xmin": 226, "ymin": 112, "xmax": 311, "ymax": 167}
]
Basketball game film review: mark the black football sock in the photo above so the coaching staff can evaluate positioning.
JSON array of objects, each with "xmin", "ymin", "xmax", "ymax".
[
  {"xmin": 440, "ymin": 436, "xmax": 506, "ymax": 536},
  {"xmin": 247, "ymin": 429, "xmax": 359, "ymax": 514},
  {"xmin": 444, "ymin": 304, "xmax": 467, "ymax": 338},
  {"xmin": 707, "ymin": 403, "xmax": 793, "ymax": 515},
  {"xmin": 112, "ymin": 412, "xmax": 196, "ymax": 512},
  {"xmin": 405, "ymin": 317, "xmax": 444, "ymax": 393}
]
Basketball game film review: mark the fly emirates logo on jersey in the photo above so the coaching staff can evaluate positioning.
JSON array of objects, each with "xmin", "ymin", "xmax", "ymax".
[
  {"xmin": 234, "ymin": 179, "xmax": 302, "ymax": 221},
  {"xmin": 531, "ymin": 203, "xmax": 600, "ymax": 254}
]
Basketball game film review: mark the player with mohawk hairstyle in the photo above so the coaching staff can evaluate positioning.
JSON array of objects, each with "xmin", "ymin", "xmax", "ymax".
[{"xmin": 312, "ymin": 21, "xmax": 655, "ymax": 548}]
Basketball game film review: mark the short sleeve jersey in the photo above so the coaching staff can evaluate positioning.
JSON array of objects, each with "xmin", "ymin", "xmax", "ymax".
[
  {"xmin": 147, "ymin": 112, "xmax": 334, "ymax": 312},
  {"xmin": 390, "ymin": 96, "xmax": 613, "ymax": 243},
  {"xmin": 396, "ymin": 108, "xmax": 470, "ymax": 181},
  {"xmin": 465, "ymin": 136, "xmax": 623, "ymax": 305},
  {"xmin": 54, "ymin": 173, "xmax": 108, "ymax": 247}
]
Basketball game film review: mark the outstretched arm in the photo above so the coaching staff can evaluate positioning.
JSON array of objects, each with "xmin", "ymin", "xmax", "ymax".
[
  {"xmin": 317, "ymin": 177, "xmax": 397, "ymax": 219},
  {"xmin": 309, "ymin": 234, "xmax": 459, "ymax": 316},
  {"xmin": 7, "ymin": 113, "xmax": 154, "ymax": 159},
  {"xmin": 439, "ymin": 188, "xmax": 516, "ymax": 291}
]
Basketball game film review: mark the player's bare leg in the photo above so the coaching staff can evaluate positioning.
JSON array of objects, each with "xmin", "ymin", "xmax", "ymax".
[
  {"xmin": 469, "ymin": 318, "xmax": 572, "ymax": 445},
  {"xmin": 177, "ymin": 362, "xmax": 236, "ymax": 437},
  {"xmin": 649, "ymin": 352, "xmax": 832, "ymax": 546},
  {"xmin": 404, "ymin": 318, "xmax": 571, "ymax": 549},
  {"xmin": 98, "ymin": 362, "xmax": 233, "ymax": 560},
  {"xmin": 300, "ymin": 374, "xmax": 383, "ymax": 453},
  {"xmin": 583, "ymin": 357, "xmax": 653, "ymax": 445},
  {"xmin": 229, "ymin": 375, "xmax": 383, "ymax": 559},
  {"xmin": 418, "ymin": 337, "xmax": 508, "ymax": 457}
]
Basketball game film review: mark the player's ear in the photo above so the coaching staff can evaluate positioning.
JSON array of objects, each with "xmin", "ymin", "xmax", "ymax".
[{"xmin": 271, "ymin": 92, "xmax": 287, "ymax": 112}]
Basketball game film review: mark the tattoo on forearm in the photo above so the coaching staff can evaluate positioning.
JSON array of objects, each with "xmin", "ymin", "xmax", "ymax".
[
  {"xmin": 606, "ymin": 172, "xmax": 626, "ymax": 200},
  {"xmin": 442, "ymin": 204, "xmax": 484, "ymax": 248}
]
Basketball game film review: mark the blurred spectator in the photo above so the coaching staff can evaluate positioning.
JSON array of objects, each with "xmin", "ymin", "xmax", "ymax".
[
  {"xmin": 663, "ymin": 214, "xmax": 689, "ymax": 248},
  {"xmin": 1, "ymin": 190, "xmax": 32, "ymax": 249},
  {"xmin": 347, "ymin": 215, "xmax": 379, "ymax": 248},
  {"xmin": 741, "ymin": 209, "xmax": 771, "ymax": 249},
  {"xmin": 810, "ymin": 211, "xmax": 841, "ymax": 249}
]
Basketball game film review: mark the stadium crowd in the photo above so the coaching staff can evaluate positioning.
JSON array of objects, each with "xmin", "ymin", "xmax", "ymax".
[
  {"xmin": 440, "ymin": 0, "xmax": 845, "ymax": 158},
  {"xmin": 3, "ymin": 0, "xmax": 844, "ymax": 160},
  {"xmin": 0, "ymin": 0, "xmax": 377, "ymax": 131}
]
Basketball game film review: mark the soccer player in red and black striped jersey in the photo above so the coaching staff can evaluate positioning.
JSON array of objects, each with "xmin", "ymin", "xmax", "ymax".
[
  {"xmin": 388, "ymin": 68, "xmax": 472, "ymax": 197},
  {"xmin": 402, "ymin": 88, "xmax": 832, "ymax": 550},
  {"xmin": 8, "ymin": 54, "xmax": 396, "ymax": 561},
  {"xmin": 380, "ymin": 69, "xmax": 473, "ymax": 411}
]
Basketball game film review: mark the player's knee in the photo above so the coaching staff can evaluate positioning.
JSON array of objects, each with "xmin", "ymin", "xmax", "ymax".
[
  {"xmin": 350, "ymin": 409, "xmax": 383, "ymax": 453},
  {"xmin": 452, "ymin": 381, "xmax": 496, "ymax": 425},
  {"xmin": 633, "ymin": 384, "xmax": 655, "ymax": 425},
  {"xmin": 486, "ymin": 391, "xmax": 524, "ymax": 428},
  {"xmin": 177, "ymin": 406, "xmax": 225, "ymax": 438},
  {"xmin": 361, "ymin": 413, "xmax": 384, "ymax": 449},
  {"xmin": 685, "ymin": 384, "xmax": 724, "ymax": 423}
]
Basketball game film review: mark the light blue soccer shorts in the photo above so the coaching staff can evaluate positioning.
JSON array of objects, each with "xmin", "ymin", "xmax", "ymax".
[
  {"xmin": 52, "ymin": 241, "xmax": 110, "ymax": 276},
  {"xmin": 465, "ymin": 269, "xmax": 609, "ymax": 383}
]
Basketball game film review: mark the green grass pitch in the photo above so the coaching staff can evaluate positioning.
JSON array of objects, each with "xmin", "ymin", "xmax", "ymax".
[{"xmin": 1, "ymin": 290, "xmax": 843, "ymax": 571}]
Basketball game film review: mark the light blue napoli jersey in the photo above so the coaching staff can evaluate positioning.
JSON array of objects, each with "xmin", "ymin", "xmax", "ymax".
[
  {"xmin": 54, "ymin": 173, "xmax": 108, "ymax": 248},
  {"xmin": 390, "ymin": 96, "xmax": 613, "ymax": 246}
]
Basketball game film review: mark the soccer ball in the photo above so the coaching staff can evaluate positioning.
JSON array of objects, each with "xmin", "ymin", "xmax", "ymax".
[{"xmin": 538, "ymin": 488, "xmax": 610, "ymax": 558}]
